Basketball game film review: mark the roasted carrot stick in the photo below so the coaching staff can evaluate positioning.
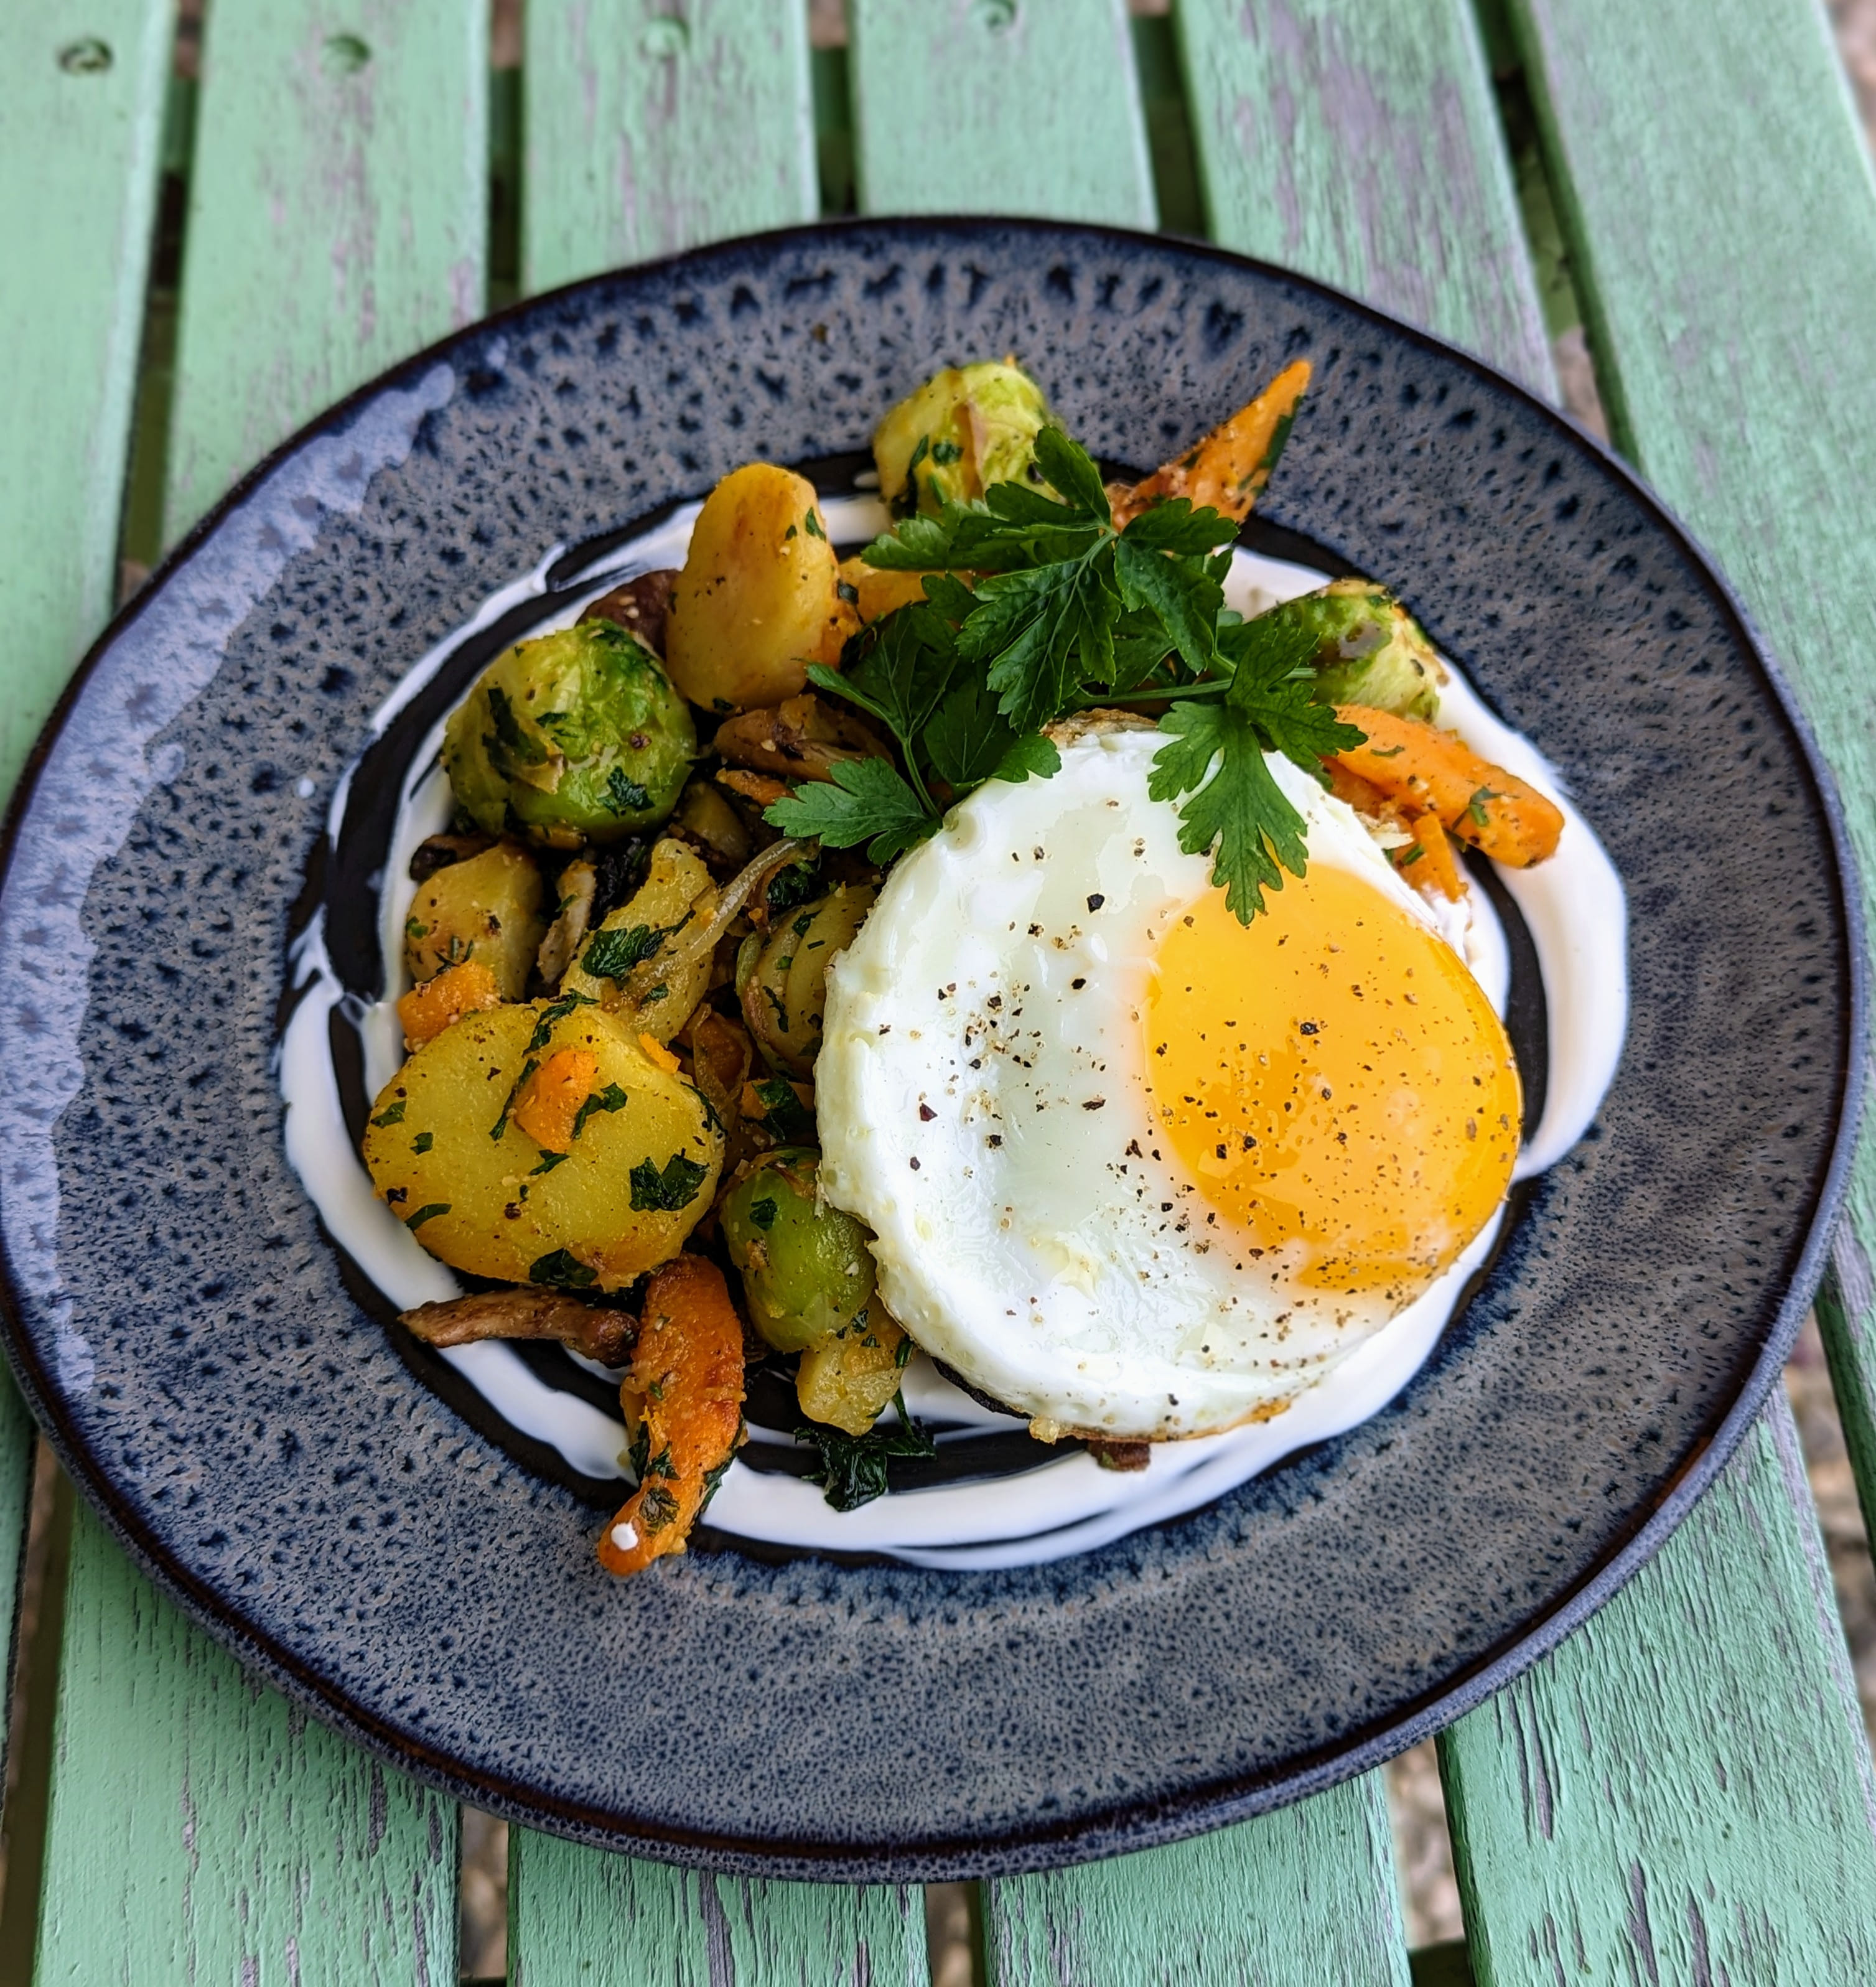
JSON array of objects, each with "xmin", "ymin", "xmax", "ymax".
[
  {"xmin": 1110, "ymin": 359, "xmax": 1312, "ymax": 526},
  {"xmin": 396, "ymin": 959, "xmax": 501, "ymax": 1049},
  {"xmin": 598, "ymin": 1255, "xmax": 745, "ymax": 1578},
  {"xmin": 1329, "ymin": 706, "xmax": 1564, "ymax": 867},
  {"xmin": 1389, "ymin": 810, "xmax": 1465, "ymax": 900}
]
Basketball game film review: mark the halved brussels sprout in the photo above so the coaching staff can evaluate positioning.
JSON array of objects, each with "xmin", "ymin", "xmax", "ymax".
[
  {"xmin": 874, "ymin": 358, "xmax": 1053, "ymax": 517},
  {"xmin": 443, "ymin": 622, "xmax": 694, "ymax": 849},
  {"xmin": 1272, "ymin": 578, "xmax": 1445, "ymax": 721},
  {"xmin": 739, "ymin": 884, "xmax": 875, "ymax": 1077},
  {"xmin": 720, "ymin": 1147, "xmax": 875, "ymax": 1354}
]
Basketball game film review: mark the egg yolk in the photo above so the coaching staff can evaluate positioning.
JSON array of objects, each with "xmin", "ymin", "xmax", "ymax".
[{"xmin": 1144, "ymin": 863, "xmax": 1520, "ymax": 1300}]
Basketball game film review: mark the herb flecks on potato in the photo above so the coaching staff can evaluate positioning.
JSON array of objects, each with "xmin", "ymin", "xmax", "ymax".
[
  {"xmin": 561, "ymin": 837, "xmax": 716, "ymax": 1042},
  {"xmin": 599, "ymin": 1255, "xmax": 745, "ymax": 1578},
  {"xmin": 363, "ymin": 998, "xmax": 722, "ymax": 1291},
  {"xmin": 404, "ymin": 843, "xmax": 546, "ymax": 999},
  {"xmin": 664, "ymin": 464, "xmax": 857, "ymax": 713}
]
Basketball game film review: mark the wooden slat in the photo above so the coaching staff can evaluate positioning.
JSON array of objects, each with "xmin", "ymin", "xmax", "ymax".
[
  {"xmin": 1511, "ymin": 0, "xmax": 1876, "ymax": 1579},
  {"xmin": 986, "ymin": 1778, "xmax": 1409, "ymax": 1986},
  {"xmin": 0, "ymin": 0, "xmax": 172, "ymax": 802},
  {"xmin": 1172, "ymin": 0, "xmax": 1554, "ymax": 392},
  {"xmin": 33, "ymin": 1507, "xmax": 459, "ymax": 1984},
  {"xmin": 1442, "ymin": 1396, "xmax": 1876, "ymax": 1981},
  {"xmin": 0, "ymin": 1378, "xmax": 39, "ymax": 1791},
  {"xmin": 1435, "ymin": 1, "xmax": 1876, "ymax": 1976},
  {"xmin": 32, "ymin": 1, "xmax": 490, "ymax": 1976},
  {"xmin": 847, "ymin": 0, "xmax": 1156, "ymax": 228},
  {"xmin": 508, "ymin": 1830, "xmax": 928, "ymax": 1986},
  {"xmin": 523, "ymin": 0, "xmax": 817, "ymax": 294},
  {"xmin": 161, "ymin": 0, "xmax": 488, "ymax": 540}
]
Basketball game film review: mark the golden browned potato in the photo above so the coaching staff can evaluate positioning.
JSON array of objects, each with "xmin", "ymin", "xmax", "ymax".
[
  {"xmin": 837, "ymin": 555, "xmax": 933, "ymax": 625},
  {"xmin": 559, "ymin": 838, "xmax": 716, "ymax": 1042},
  {"xmin": 665, "ymin": 464, "xmax": 857, "ymax": 713},
  {"xmin": 739, "ymin": 884, "xmax": 875, "ymax": 1076},
  {"xmin": 363, "ymin": 998, "xmax": 723, "ymax": 1292},
  {"xmin": 404, "ymin": 844, "xmax": 546, "ymax": 999},
  {"xmin": 795, "ymin": 1312, "xmax": 909, "ymax": 1436}
]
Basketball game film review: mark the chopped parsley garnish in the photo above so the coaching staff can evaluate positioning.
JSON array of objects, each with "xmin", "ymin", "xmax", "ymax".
[
  {"xmin": 525, "ymin": 991, "xmax": 597, "ymax": 1054},
  {"xmin": 412, "ymin": 1131, "xmax": 434, "ymax": 1154},
  {"xmin": 628, "ymin": 1151, "xmax": 709, "ymax": 1212},
  {"xmin": 604, "ymin": 765, "xmax": 651, "ymax": 815},
  {"xmin": 404, "ymin": 1202, "xmax": 449, "ymax": 1230},
  {"xmin": 485, "ymin": 685, "xmax": 544, "ymax": 767},
  {"xmin": 571, "ymin": 1082, "xmax": 629, "ymax": 1139},
  {"xmin": 793, "ymin": 1394, "xmax": 936, "ymax": 1511},
  {"xmin": 803, "ymin": 508, "xmax": 826, "ymax": 541},
  {"xmin": 491, "ymin": 1055, "xmax": 538, "ymax": 1140},
  {"xmin": 529, "ymin": 1248, "xmax": 597, "ymax": 1289},
  {"xmin": 749, "ymin": 1195, "xmax": 778, "ymax": 1231},
  {"xmin": 750, "ymin": 1077, "xmax": 814, "ymax": 1144},
  {"xmin": 763, "ymin": 423, "xmax": 1350, "ymax": 923},
  {"xmin": 638, "ymin": 1483, "xmax": 681, "ymax": 1531},
  {"xmin": 530, "ymin": 1151, "xmax": 569, "ymax": 1174},
  {"xmin": 370, "ymin": 1101, "xmax": 405, "ymax": 1128},
  {"xmin": 1467, "ymin": 787, "xmax": 1500, "ymax": 828},
  {"xmin": 582, "ymin": 922, "xmax": 670, "ymax": 980},
  {"xmin": 765, "ymin": 859, "xmax": 822, "ymax": 912}
]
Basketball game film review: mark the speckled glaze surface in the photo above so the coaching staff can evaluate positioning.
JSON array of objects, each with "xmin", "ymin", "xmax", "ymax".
[{"xmin": 0, "ymin": 220, "xmax": 1860, "ymax": 1880}]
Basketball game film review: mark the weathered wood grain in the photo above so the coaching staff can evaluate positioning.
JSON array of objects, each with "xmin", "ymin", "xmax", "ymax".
[
  {"xmin": 34, "ymin": 1507, "xmax": 459, "ymax": 1984},
  {"xmin": 507, "ymin": 1828, "xmax": 928, "ymax": 1986},
  {"xmin": 1507, "ymin": 0, "xmax": 1876, "ymax": 1606},
  {"xmin": 1442, "ymin": 1395, "xmax": 1876, "ymax": 1983},
  {"xmin": 161, "ymin": 0, "xmax": 488, "ymax": 540},
  {"xmin": 847, "ymin": 0, "xmax": 1156, "ymax": 228},
  {"xmin": 1431, "ymin": 4, "xmax": 1876, "ymax": 1975},
  {"xmin": 523, "ymin": 0, "xmax": 817, "ymax": 294},
  {"xmin": 0, "ymin": 0, "xmax": 172, "ymax": 802},
  {"xmin": 1173, "ymin": 0, "xmax": 1554, "ymax": 393},
  {"xmin": 986, "ymin": 1777, "xmax": 1410, "ymax": 1986}
]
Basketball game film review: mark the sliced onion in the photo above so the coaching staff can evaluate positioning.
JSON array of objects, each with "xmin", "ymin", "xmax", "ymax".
[{"xmin": 624, "ymin": 836, "xmax": 808, "ymax": 1006}]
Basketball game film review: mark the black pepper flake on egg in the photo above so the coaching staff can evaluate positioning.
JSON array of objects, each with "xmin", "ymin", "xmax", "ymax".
[
  {"xmin": 1086, "ymin": 893, "xmax": 1104, "ymax": 911},
  {"xmin": 918, "ymin": 1103, "xmax": 936, "ymax": 1121},
  {"xmin": 909, "ymin": 1156, "xmax": 921, "ymax": 1170}
]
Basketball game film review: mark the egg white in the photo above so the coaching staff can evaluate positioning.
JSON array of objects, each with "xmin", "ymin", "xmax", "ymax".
[{"xmin": 815, "ymin": 724, "xmax": 1478, "ymax": 1441}]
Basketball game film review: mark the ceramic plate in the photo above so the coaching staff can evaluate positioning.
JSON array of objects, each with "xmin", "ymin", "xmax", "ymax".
[{"xmin": 0, "ymin": 219, "xmax": 1860, "ymax": 1879}]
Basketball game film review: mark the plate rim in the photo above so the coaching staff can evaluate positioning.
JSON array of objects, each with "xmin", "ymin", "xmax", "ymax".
[{"xmin": 0, "ymin": 213, "xmax": 1864, "ymax": 1881}]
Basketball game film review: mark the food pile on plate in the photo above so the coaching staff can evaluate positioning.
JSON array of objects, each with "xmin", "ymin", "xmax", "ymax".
[{"xmin": 361, "ymin": 358, "xmax": 1562, "ymax": 1576}]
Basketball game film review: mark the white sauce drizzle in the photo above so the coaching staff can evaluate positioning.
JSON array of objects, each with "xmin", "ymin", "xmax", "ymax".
[{"xmin": 278, "ymin": 499, "xmax": 1628, "ymax": 1565}]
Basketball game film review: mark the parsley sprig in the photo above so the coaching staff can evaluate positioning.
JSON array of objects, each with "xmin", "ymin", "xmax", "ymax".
[{"xmin": 765, "ymin": 424, "xmax": 1363, "ymax": 921}]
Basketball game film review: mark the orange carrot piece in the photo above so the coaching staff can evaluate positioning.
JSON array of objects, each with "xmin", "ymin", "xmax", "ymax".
[
  {"xmin": 1390, "ymin": 810, "xmax": 1465, "ymax": 900},
  {"xmin": 512, "ymin": 1049, "xmax": 599, "ymax": 1151},
  {"xmin": 396, "ymin": 959, "xmax": 501, "ymax": 1049},
  {"xmin": 599, "ymin": 1255, "xmax": 745, "ymax": 1578},
  {"xmin": 1111, "ymin": 359, "xmax": 1312, "ymax": 526},
  {"xmin": 1330, "ymin": 706, "xmax": 1564, "ymax": 867},
  {"xmin": 837, "ymin": 556, "xmax": 935, "ymax": 625}
]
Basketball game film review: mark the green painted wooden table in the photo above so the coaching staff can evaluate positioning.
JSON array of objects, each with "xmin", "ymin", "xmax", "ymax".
[{"xmin": 4, "ymin": 0, "xmax": 1876, "ymax": 1979}]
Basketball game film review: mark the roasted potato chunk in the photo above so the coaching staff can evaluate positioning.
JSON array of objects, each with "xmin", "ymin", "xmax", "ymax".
[
  {"xmin": 363, "ymin": 998, "xmax": 723, "ymax": 1292},
  {"xmin": 796, "ymin": 1311, "xmax": 910, "ymax": 1436},
  {"xmin": 739, "ymin": 884, "xmax": 875, "ymax": 1076},
  {"xmin": 665, "ymin": 464, "xmax": 857, "ymax": 713},
  {"xmin": 404, "ymin": 843, "xmax": 545, "ymax": 999}
]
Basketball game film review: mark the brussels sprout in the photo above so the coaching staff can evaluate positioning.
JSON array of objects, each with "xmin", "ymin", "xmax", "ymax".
[
  {"xmin": 874, "ymin": 359, "xmax": 1053, "ymax": 517},
  {"xmin": 721, "ymin": 1147, "xmax": 876, "ymax": 1354},
  {"xmin": 1266, "ymin": 578, "xmax": 1444, "ymax": 721},
  {"xmin": 443, "ymin": 622, "xmax": 695, "ymax": 849},
  {"xmin": 739, "ymin": 884, "xmax": 875, "ymax": 1077}
]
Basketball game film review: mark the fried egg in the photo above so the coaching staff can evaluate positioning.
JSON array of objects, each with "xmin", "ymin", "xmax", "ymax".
[{"xmin": 815, "ymin": 722, "xmax": 1520, "ymax": 1441}]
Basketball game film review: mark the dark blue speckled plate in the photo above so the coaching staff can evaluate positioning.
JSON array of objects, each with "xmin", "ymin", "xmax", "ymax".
[{"xmin": 0, "ymin": 220, "xmax": 1860, "ymax": 1880}]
